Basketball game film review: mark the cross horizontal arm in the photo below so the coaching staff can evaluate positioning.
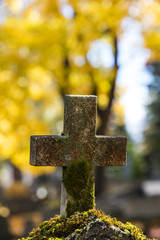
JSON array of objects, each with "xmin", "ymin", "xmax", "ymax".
[
  {"xmin": 30, "ymin": 135, "xmax": 68, "ymax": 166},
  {"xmin": 93, "ymin": 136, "xmax": 127, "ymax": 166}
]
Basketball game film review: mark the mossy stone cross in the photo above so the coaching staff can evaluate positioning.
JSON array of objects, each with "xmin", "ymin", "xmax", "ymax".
[{"xmin": 30, "ymin": 95, "xmax": 127, "ymax": 217}]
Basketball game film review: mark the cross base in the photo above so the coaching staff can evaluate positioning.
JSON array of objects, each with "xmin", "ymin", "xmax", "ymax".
[{"xmin": 61, "ymin": 159, "xmax": 95, "ymax": 217}]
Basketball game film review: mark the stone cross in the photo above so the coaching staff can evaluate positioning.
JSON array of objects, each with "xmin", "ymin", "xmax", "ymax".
[{"xmin": 30, "ymin": 95, "xmax": 127, "ymax": 217}]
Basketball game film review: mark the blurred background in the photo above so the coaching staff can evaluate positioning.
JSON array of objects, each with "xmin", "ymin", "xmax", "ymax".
[{"xmin": 0, "ymin": 0, "xmax": 160, "ymax": 239}]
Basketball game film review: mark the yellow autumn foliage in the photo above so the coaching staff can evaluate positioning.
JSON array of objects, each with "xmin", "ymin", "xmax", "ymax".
[
  {"xmin": 0, "ymin": 0, "xmax": 132, "ymax": 174},
  {"xmin": 137, "ymin": 0, "xmax": 160, "ymax": 62}
]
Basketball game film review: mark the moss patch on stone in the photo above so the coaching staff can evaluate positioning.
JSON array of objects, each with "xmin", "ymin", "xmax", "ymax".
[
  {"xmin": 19, "ymin": 209, "xmax": 155, "ymax": 240},
  {"xmin": 62, "ymin": 159, "xmax": 95, "ymax": 217}
]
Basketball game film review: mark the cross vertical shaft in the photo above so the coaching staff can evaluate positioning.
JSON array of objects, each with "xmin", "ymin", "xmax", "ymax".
[{"xmin": 61, "ymin": 95, "xmax": 97, "ymax": 216}]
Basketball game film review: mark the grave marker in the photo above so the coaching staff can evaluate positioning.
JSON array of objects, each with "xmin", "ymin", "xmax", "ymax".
[{"xmin": 30, "ymin": 95, "xmax": 127, "ymax": 216}]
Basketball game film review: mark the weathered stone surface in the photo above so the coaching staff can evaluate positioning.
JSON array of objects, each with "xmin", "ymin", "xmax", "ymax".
[
  {"xmin": 30, "ymin": 135, "xmax": 68, "ymax": 166},
  {"xmin": 66, "ymin": 219, "xmax": 131, "ymax": 240},
  {"xmin": 30, "ymin": 95, "xmax": 127, "ymax": 167},
  {"xmin": 30, "ymin": 95, "xmax": 127, "ymax": 216},
  {"xmin": 30, "ymin": 135, "xmax": 126, "ymax": 167},
  {"xmin": 64, "ymin": 95, "xmax": 96, "ymax": 138}
]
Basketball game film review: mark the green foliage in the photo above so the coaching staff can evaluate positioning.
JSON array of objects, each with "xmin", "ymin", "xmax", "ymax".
[
  {"xmin": 127, "ymin": 141, "xmax": 146, "ymax": 179},
  {"xmin": 108, "ymin": 126, "xmax": 145, "ymax": 180},
  {"xmin": 140, "ymin": 2, "xmax": 160, "ymax": 175},
  {"xmin": 143, "ymin": 62, "xmax": 160, "ymax": 176},
  {"xmin": 63, "ymin": 159, "xmax": 95, "ymax": 217},
  {"xmin": 19, "ymin": 209, "xmax": 153, "ymax": 240}
]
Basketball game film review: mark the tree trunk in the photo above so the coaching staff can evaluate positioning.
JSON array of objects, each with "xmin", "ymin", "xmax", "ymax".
[
  {"xmin": 95, "ymin": 36, "xmax": 119, "ymax": 196},
  {"xmin": 60, "ymin": 36, "xmax": 119, "ymax": 196}
]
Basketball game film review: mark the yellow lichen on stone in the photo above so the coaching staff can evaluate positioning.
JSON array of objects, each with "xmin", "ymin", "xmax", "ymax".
[{"xmin": 19, "ymin": 209, "xmax": 156, "ymax": 240}]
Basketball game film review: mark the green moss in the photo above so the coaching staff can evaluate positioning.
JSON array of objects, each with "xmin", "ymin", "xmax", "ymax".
[
  {"xmin": 110, "ymin": 138, "xmax": 115, "ymax": 142},
  {"xmin": 62, "ymin": 158, "xmax": 95, "ymax": 217},
  {"xmin": 52, "ymin": 138, "xmax": 62, "ymax": 142},
  {"xmin": 19, "ymin": 209, "xmax": 155, "ymax": 240}
]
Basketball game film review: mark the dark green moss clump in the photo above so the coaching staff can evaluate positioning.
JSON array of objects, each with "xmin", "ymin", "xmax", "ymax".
[
  {"xmin": 19, "ymin": 209, "xmax": 155, "ymax": 240},
  {"xmin": 63, "ymin": 159, "xmax": 95, "ymax": 217}
]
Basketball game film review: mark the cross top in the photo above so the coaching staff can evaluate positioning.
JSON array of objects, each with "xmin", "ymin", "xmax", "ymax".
[
  {"xmin": 30, "ymin": 95, "xmax": 127, "ymax": 216},
  {"xmin": 64, "ymin": 95, "xmax": 96, "ymax": 139}
]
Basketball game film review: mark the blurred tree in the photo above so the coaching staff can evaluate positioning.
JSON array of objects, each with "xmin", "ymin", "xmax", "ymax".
[
  {"xmin": 108, "ymin": 117, "xmax": 145, "ymax": 180},
  {"xmin": 143, "ymin": 62, "xmax": 160, "ymax": 178},
  {"xmin": 139, "ymin": 1, "xmax": 160, "ymax": 178},
  {"xmin": 0, "ymin": 0, "xmax": 132, "ymax": 179}
]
